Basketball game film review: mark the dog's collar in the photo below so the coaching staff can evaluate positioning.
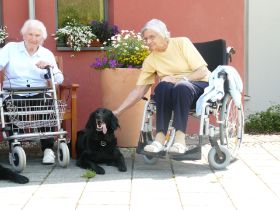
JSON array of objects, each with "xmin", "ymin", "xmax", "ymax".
[{"xmin": 100, "ymin": 141, "xmax": 107, "ymax": 147}]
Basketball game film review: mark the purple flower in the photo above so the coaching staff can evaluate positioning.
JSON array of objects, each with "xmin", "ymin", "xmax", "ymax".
[
  {"xmin": 109, "ymin": 59, "xmax": 117, "ymax": 68},
  {"xmin": 111, "ymin": 25, "xmax": 119, "ymax": 35},
  {"xmin": 91, "ymin": 56, "xmax": 119, "ymax": 70},
  {"xmin": 103, "ymin": 56, "xmax": 108, "ymax": 63},
  {"xmin": 91, "ymin": 57, "xmax": 104, "ymax": 69},
  {"xmin": 91, "ymin": 20, "xmax": 98, "ymax": 25}
]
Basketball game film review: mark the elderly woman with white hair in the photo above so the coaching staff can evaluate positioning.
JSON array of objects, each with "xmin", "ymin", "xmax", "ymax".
[
  {"xmin": 0, "ymin": 19, "xmax": 64, "ymax": 164},
  {"xmin": 113, "ymin": 19, "xmax": 210, "ymax": 154}
]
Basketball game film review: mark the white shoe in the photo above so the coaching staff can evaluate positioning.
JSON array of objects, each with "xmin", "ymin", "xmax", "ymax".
[
  {"xmin": 168, "ymin": 143, "xmax": 187, "ymax": 155},
  {"xmin": 42, "ymin": 149, "xmax": 55, "ymax": 165},
  {"xmin": 144, "ymin": 141, "xmax": 164, "ymax": 153}
]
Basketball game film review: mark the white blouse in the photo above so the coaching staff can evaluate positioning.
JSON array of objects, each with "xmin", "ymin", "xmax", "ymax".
[{"xmin": 0, "ymin": 41, "xmax": 64, "ymax": 89}]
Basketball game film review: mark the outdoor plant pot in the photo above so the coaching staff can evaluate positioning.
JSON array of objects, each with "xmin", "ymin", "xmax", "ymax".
[
  {"xmin": 100, "ymin": 68, "xmax": 150, "ymax": 147},
  {"xmin": 91, "ymin": 39, "xmax": 103, "ymax": 47}
]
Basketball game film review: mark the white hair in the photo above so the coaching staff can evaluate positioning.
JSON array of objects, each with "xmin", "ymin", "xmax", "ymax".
[
  {"xmin": 20, "ymin": 19, "xmax": 48, "ymax": 40},
  {"xmin": 141, "ymin": 19, "xmax": 170, "ymax": 39}
]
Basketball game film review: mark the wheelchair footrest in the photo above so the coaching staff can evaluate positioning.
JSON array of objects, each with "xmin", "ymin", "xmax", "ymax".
[
  {"xmin": 137, "ymin": 149, "xmax": 166, "ymax": 158},
  {"xmin": 136, "ymin": 145, "xmax": 202, "ymax": 161},
  {"xmin": 169, "ymin": 146, "xmax": 202, "ymax": 161}
]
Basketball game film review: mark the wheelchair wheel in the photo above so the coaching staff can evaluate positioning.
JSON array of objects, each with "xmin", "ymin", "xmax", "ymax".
[
  {"xmin": 208, "ymin": 145, "xmax": 231, "ymax": 170},
  {"xmin": 143, "ymin": 155, "xmax": 158, "ymax": 165},
  {"xmin": 219, "ymin": 93, "xmax": 244, "ymax": 161},
  {"xmin": 145, "ymin": 99, "xmax": 157, "ymax": 142},
  {"xmin": 57, "ymin": 142, "xmax": 70, "ymax": 168},
  {"xmin": 11, "ymin": 146, "xmax": 26, "ymax": 173}
]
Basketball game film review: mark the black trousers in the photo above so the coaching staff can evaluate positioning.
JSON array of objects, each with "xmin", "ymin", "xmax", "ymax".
[
  {"xmin": 4, "ymin": 93, "xmax": 54, "ymax": 151},
  {"xmin": 154, "ymin": 80, "xmax": 208, "ymax": 134}
]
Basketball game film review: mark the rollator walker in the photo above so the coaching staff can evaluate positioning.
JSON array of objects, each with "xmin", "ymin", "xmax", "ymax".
[
  {"xmin": 136, "ymin": 39, "xmax": 244, "ymax": 170},
  {"xmin": 0, "ymin": 66, "xmax": 70, "ymax": 172}
]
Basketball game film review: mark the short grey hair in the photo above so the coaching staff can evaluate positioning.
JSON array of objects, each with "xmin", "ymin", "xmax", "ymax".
[
  {"xmin": 141, "ymin": 19, "xmax": 170, "ymax": 39},
  {"xmin": 20, "ymin": 19, "xmax": 48, "ymax": 40}
]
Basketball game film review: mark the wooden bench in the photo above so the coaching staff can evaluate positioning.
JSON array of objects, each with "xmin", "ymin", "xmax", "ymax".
[{"xmin": 55, "ymin": 56, "xmax": 79, "ymax": 159}]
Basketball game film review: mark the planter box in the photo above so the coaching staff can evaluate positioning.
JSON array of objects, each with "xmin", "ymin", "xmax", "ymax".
[{"xmin": 100, "ymin": 68, "xmax": 149, "ymax": 147}]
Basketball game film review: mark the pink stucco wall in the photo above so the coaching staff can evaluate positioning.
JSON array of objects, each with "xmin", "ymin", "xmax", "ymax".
[{"xmin": 2, "ymin": 0, "xmax": 244, "ymax": 135}]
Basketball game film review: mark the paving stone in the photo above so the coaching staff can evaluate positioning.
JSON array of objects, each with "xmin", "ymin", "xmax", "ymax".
[{"xmin": 0, "ymin": 135, "xmax": 280, "ymax": 209}]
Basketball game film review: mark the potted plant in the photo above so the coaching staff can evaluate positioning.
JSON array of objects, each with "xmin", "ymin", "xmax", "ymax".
[
  {"xmin": 91, "ymin": 30, "xmax": 150, "ymax": 69},
  {"xmin": 53, "ymin": 17, "xmax": 96, "ymax": 51},
  {"xmin": 0, "ymin": 26, "xmax": 8, "ymax": 45},
  {"xmin": 90, "ymin": 20, "xmax": 119, "ymax": 46},
  {"xmin": 91, "ymin": 30, "xmax": 150, "ymax": 147}
]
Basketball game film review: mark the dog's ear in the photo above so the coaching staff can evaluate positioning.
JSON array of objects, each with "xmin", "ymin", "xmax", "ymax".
[
  {"xmin": 85, "ymin": 112, "xmax": 96, "ymax": 129},
  {"xmin": 110, "ymin": 112, "xmax": 120, "ymax": 131}
]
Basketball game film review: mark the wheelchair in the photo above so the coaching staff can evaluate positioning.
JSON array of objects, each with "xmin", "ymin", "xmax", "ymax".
[
  {"xmin": 136, "ymin": 39, "xmax": 244, "ymax": 170},
  {"xmin": 0, "ymin": 66, "xmax": 70, "ymax": 172}
]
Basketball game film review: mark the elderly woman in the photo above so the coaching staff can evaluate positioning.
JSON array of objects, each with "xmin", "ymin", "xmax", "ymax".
[
  {"xmin": 113, "ymin": 19, "xmax": 210, "ymax": 154},
  {"xmin": 0, "ymin": 19, "xmax": 64, "ymax": 164}
]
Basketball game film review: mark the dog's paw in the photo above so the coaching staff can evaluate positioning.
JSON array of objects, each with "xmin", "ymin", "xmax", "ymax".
[
  {"xmin": 118, "ymin": 165, "xmax": 127, "ymax": 172},
  {"xmin": 12, "ymin": 174, "xmax": 29, "ymax": 184},
  {"xmin": 95, "ymin": 166, "xmax": 105, "ymax": 175}
]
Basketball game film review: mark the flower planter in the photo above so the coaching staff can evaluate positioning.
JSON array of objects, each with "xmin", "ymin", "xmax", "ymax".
[
  {"xmin": 100, "ymin": 68, "xmax": 150, "ymax": 147},
  {"xmin": 91, "ymin": 39, "xmax": 103, "ymax": 47}
]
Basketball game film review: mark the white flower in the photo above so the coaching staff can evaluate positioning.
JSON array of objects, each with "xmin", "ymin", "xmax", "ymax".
[
  {"xmin": 0, "ymin": 26, "xmax": 8, "ymax": 44},
  {"xmin": 54, "ymin": 18, "xmax": 96, "ymax": 51}
]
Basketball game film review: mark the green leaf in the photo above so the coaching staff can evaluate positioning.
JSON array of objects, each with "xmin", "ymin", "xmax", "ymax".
[{"xmin": 82, "ymin": 170, "xmax": 96, "ymax": 179}]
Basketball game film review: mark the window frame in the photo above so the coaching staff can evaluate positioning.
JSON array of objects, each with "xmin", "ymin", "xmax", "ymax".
[{"xmin": 55, "ymin": 0, "xmax": 109, "ymax": 51}]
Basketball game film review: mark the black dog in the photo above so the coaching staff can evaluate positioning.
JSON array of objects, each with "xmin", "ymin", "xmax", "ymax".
[
  {"xmin": 0, "ymin": 164, "xmax": 29, "ymax": 184},
  {"xmin": 76, "ymin": 108, "xmax": 127, "ymax": 174}
]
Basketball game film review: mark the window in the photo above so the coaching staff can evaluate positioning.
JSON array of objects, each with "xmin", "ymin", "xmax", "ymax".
[{"xmin": 57, "ymin": 0, "xmax": 108, "ymax": 27}]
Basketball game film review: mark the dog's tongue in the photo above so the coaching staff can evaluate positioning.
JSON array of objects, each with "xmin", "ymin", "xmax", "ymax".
[{"xmin": 101, "ymin": 123, "xmax": 107, "ymax": 134}]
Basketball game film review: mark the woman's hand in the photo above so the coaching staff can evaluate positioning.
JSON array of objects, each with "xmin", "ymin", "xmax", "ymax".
[
  {"xmin": 113, "ymin": 84, "xmax": 151, "ymax": 117},
  {"xmin": 161, "ymin": 75, "xmax": 177, "ymax": 84},
  {"xmin": 35, "ymin": 61, "xmax": 53, "ymax": 69}
]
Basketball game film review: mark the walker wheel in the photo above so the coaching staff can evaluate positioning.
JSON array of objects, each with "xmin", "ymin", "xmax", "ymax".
[
  {"xmin": 57, "ymin": 142, "xmax": 70, "ymax": 168},
  {"xmin": 208, "ymin": 145, "xmax": 231, "ymax": 170},
  {"xmin": 11, "ymin": 146, "xmax": 26, "ymax": 173}
]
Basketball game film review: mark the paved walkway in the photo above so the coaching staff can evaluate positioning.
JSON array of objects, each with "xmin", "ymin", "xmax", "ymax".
[{"xmin": 0, "ymin": 134, "xmax": 280, "ymax": 210}]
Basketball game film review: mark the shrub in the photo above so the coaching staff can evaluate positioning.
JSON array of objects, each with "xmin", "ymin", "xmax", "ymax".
[{"xmin": 245, "ymin": 104, "xmax": 280, "ymax": 134}]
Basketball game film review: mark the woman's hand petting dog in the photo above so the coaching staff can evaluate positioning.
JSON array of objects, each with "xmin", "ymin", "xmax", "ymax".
[
  {"xmin": 76, "ymin": 108, "xmax": 127, "ymax": 174},
  {"xmin": 0, "ymin": 164, "xmax": 29, "ymax": 184}
]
